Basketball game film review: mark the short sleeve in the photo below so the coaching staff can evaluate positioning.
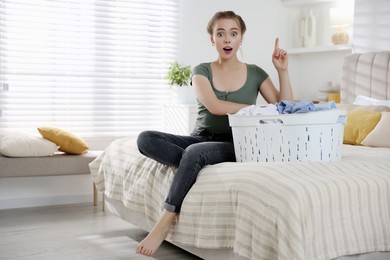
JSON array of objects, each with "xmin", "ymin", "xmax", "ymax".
[
  {"xmin": 192, "ymin": 63, "xmax": 209, "ymax": 77},
  {"xmin": 253, "ymin": 65, "xmax": 269, "ymax": 86},
  {"xmin": 191, "ymin": 63, "xmax": 210, "ymax": 85}
]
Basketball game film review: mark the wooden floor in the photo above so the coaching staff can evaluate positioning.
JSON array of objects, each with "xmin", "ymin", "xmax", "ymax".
[{"xmin": 0, "ymin": 203, "xmax": 202, "ymax": 260}]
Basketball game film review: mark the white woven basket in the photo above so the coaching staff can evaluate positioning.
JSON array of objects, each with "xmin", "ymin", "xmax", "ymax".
[{"xmin": 228, "ymin": 110, "xmax": 347, "ymax": 162}]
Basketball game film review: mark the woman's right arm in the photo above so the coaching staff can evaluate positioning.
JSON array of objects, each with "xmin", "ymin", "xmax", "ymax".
[{"xmin": 192, "ymin": 74, "xmax": 249, "ymax": 116}]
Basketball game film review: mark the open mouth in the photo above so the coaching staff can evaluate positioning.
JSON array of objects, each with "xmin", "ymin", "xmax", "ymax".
[{"xmin": 223, "ymin": 47, "xmax": 233, "ymax": 54}]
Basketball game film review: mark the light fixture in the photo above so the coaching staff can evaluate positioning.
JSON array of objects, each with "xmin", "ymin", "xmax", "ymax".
[{"xmin": 329, "ymin": 7, "xmax": 353, "ymax": 45}]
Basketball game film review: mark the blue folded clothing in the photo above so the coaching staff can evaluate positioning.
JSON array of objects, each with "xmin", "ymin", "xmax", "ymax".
[
  {"xmin": 276, "ymin": 100, "xmax": 337, "ymax": 114},
  {"xmin": 314, "ymin": 101, "xmax": 337, "ymax": 111}
]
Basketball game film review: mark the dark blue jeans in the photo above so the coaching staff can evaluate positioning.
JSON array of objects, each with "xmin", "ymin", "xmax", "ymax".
[{"xmin": 137, "ymin": 129, "xmax": 236, "ymax": 213}]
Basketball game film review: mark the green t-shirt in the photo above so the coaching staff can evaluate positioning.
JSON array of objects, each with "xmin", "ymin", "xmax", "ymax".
[{"xmin": 192, "ymin": 62, "xmax": 269, "ymax": 134}]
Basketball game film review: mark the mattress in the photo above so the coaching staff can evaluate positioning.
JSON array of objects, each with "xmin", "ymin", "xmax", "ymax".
[{"xmin": 90, "ymin": 137, "xmax": 390, "ymax": 260}]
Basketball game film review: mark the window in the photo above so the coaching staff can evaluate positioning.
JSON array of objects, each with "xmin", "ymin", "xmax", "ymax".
[{"xmin": 0, "ymin": 0, "xmax": 178, "ymax": 143}]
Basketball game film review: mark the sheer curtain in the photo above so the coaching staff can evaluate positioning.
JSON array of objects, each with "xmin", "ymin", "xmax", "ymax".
[{"xmin": 0, "ymin": 0, "xmax": 178, "ymax": 145}]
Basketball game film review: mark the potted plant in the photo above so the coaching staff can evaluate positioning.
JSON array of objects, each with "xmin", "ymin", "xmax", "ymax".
[{"xmin": 167, "ymin": 61, "xmax": 192, "ymax": 88}]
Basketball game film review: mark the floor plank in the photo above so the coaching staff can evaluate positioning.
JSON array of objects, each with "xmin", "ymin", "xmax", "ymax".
[{"xmin": 0, "ymin": 203, "xmax": 202, "ymax": 260}]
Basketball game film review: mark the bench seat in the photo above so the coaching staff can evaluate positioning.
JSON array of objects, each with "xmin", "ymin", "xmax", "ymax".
[
  {"xmin": 0, "ymin": 151, "xmax": 103, "ymax": 209},
  {"xmin": 0, "ymin": 151, "xmax": 101, "ymax": 178}
]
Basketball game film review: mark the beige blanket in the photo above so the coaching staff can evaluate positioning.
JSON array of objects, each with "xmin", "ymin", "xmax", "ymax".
[{"xmin": 90, "ymin": 137, "xmax": 390, "ymax": 260}]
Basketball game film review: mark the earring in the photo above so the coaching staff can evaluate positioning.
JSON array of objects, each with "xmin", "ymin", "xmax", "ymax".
[
  {"xmin": 240, "ymin": 42, "xmax": 242, "ymax": 46},
  {"xmin": 212, "ymin": 42, "xmax": 215, "ymax": 46}
]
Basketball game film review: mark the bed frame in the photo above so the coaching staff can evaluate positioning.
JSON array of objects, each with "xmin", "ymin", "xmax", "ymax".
[
  {"xmin": 104, "ymin": 51, "xmax": 390, "ymax": 260},
  {"xmin": 341, "ymin": 51, "xmax": 390, "ymax": 103}
]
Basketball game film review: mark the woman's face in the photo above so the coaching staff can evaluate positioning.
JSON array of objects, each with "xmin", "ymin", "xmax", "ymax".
[{"xmin": 211, "ymin": 18, "xmax": 243, "ymax": 60}]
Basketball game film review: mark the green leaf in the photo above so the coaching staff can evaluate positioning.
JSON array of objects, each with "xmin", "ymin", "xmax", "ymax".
[{"xmin": 167, "ymin": 61, "xmax": 192, "ymax": 87}]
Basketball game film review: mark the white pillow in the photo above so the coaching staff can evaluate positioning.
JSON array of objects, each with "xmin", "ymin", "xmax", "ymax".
[
  {"xmin": 361, "ymin": 112, "xmax": 390, "ymax": 148},
  {"xmin": 353, "ymin": 95, "xmax": 390, "ymax": 106},
  {"xmin": 0, "ymin": 130, "xmax": 59, "ymax": 157}
]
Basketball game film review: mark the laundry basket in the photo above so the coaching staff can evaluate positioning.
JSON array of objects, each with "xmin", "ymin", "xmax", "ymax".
[{"xmin": 228, "ymin": 110, "xmax": 347, "ymax": 162}]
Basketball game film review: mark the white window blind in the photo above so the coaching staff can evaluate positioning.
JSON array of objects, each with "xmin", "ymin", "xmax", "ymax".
[{"xmin": 0, "ymin": 0, "xmax": 178, "ymax": 140}]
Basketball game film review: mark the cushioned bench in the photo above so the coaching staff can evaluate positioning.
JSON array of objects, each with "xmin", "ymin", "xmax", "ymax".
[{"xmin": 0, "ymin": 151, "xmax": 102, "ymax": 206}]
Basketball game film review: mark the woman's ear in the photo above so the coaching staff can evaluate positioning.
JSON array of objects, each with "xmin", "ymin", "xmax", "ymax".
[
  {"xmin": 210, "ymin": 36, "xmax": 214, "ymax": 45},
  {"xmin": 239, "ymin": 36, "xmax": 244, "ymax": 46}
]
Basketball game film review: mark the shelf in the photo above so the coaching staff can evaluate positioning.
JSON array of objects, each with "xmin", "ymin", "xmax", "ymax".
[
  {"xmin": 287, "ymin": 44, "xmax": 352, "ymax": 54},
  {"xmin": 281, "ymin": 0, "xmax": 338, "ymax": 7}
]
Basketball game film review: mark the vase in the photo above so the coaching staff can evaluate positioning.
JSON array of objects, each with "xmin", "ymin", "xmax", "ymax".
[{"xmin": 303, "ymin": 9, "xmax": 316, "ymax": 47}]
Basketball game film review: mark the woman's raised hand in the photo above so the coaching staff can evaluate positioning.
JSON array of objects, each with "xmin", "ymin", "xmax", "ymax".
[{"xmin": 272, "ymin": 37, "xmax": 288, "ymax": 71}]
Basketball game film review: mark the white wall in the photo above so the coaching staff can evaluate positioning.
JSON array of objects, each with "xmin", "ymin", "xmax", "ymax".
[
  {"xmin": 288, "ymin": 50, "xmax": 351, "ymax": 100},
  {"xmin": 177, "ymin": 0, "xmax": 353, "ymax": 102},
  {"xmin": 353, "ymin": 0, "xmax": 390, "ymax": 52}
]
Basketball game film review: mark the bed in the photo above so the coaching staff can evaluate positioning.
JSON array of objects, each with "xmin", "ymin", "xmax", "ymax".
[{"xmin": 89, "ymin": 51, "xmax": 390, "ymax": 260}]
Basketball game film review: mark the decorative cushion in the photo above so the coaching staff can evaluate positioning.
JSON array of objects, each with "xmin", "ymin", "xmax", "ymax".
[
  {"xmin": 337, "ymin": 104, "xmax": 390, "ymax": 112},
  {"xmin": 361, "ymin": 112, "xmax": 390, "ymax": 147},
  {"xmin": 343, "ymin": 110, "xmax": 381, "ymax": 145},
  {"xmin": 0, "ymin": 130, "xmax": 59, "ymax": 157},
  {"xmin": 353, "ymin": 95, "xmax": 390, "ymax": 106},
  {"xmin": 38, "ymin": 126, "xmax": 89, "ymax": 155}
]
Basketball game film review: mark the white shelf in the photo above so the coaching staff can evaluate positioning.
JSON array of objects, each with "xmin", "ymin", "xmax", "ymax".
[
  {"xmin": 281, "ymin": 0, "xmax": 337, "ymax": 7},
  {"xmin": 287, "ymin": 44, "xmax": 352, "ymax": 54}
]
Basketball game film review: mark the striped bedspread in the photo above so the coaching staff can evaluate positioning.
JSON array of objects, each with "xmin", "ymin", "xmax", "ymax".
[{"xmin": 90, "ymin": 137, "xmax": 390, "ymax": 260}]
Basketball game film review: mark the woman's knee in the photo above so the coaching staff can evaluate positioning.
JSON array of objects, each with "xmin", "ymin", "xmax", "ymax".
[
  {"xmin": 181, "ymin": 144, "xmax": 203, "ymax": 161},
  {"xmin": 137, "ymin": 130, "xmax": 159, "ymax": 154},
  {"xmin": 181, "ymin": 143, "xmax": 213, "ymax": 166},
  {"xmin": 182, "ymin": 142, "xmax": 235, "ymax": 165}
]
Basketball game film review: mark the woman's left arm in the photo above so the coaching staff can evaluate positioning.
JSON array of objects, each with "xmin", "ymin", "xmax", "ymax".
[{"xmin": 260, "ymin": 37, "xmax": 293, "ymax": 103}]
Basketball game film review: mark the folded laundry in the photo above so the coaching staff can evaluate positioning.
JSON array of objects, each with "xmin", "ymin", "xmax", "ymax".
[
  {"xmin": 276, "ymin": 100, "xmax": 315, "ymax": 114},
  {"xmin": 235, "ymin": 104, "xmax": 279, "ymax": 116},
  {"xmin": 235, "ymin": 101, "xmax": 339, "ymax": 118},
  {"xmin": 276, "ymin": 100, "xmax": 337, "ymax": 114},
  {"xmin": 314, "ymin": 101, "xmax": 337, "ymax": 111}
]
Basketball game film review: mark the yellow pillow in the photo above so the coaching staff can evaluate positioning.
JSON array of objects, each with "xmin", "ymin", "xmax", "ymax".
[
  {"xmin": 38, "ymin": 126, "xmax": 89, "ymax": 155},
  {"xmin": 343, "ymin": 110, "xmax": 381, "ymax": 145}
]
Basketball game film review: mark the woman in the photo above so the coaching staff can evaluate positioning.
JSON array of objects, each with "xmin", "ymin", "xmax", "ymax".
[{"xmin": 136, "ymin": 10, "xmax": 293, "ymax": 256}]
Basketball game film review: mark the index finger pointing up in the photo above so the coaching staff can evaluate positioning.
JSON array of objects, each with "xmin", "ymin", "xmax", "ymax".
[{"xmin": 275, "ymin": 37, "xmax": 279, "ymax": 50}]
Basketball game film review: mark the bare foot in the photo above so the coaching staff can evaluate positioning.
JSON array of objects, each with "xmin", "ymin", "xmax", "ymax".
[{"xmin": 136, "ymin": 211, "xmax": 176, "ymax": 256}]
